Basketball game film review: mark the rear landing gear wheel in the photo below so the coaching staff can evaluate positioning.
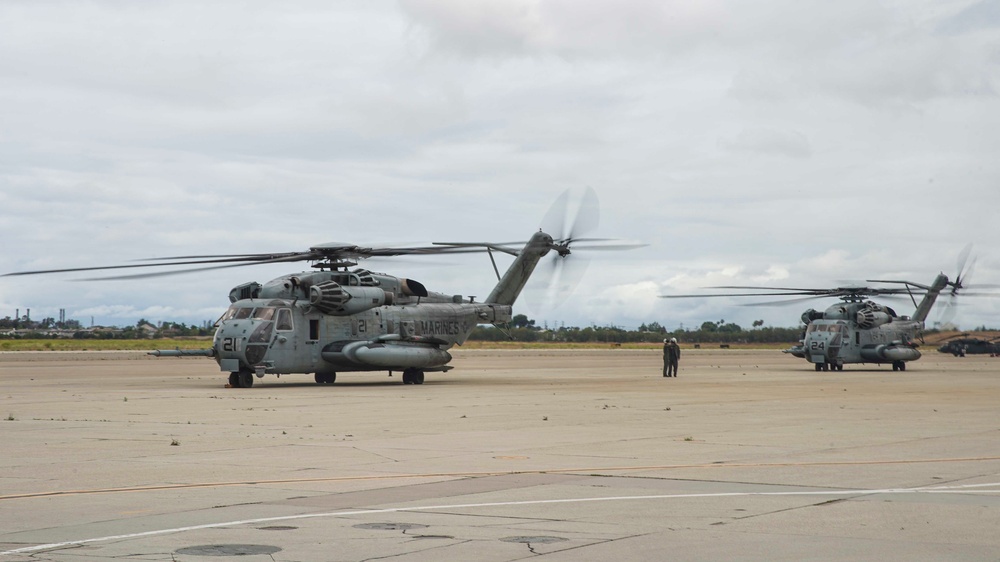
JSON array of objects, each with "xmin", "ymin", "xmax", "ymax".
[
  {"xmin": 314, "ymin": 372, "xmax": 337, "ymax": 384},
  {"xmin": 892, "ymin": 361, "xmax": 906, "ymax": 372},
  {"xmin": 402, "ymin": 368, "xmax": 425, "ymax": 385}
]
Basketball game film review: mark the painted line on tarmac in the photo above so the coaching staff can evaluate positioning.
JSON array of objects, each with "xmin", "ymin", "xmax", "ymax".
[
  {"xmin": 3, "ymin": 481, "xmax": 1000, "ymax": 557},
  {"xmin": 5, "ymin": 455, "xmax": 1000, "ymax": 501}
]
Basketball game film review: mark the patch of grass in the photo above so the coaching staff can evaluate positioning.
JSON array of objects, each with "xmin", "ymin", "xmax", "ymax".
[{"xmin": 0, "ymin": 338, "xmax": 213, "ymax": 352}]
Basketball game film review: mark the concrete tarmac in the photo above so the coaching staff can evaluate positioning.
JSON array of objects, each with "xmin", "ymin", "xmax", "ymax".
[{"xmin": 2, "ymin": 348, "xmax": 1000, "ymax": 561}]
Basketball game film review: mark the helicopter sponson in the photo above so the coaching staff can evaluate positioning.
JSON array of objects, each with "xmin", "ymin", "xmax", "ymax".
[{"xmin": 859, "ymin": 343, "xmax": 921, "ymax": 363}]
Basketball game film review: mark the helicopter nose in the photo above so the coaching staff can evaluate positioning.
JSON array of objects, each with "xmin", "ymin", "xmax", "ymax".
[{"xmin": 214, "ymin": 318, "xmax": 273, "ymax": 367}]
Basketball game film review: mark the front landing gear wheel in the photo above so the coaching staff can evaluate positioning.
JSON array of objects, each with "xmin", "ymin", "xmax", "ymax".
[
  {"xmin": 229, "ymin": 370, "xmax": 253, "ymax": 388},
  {"xmin": 815, "ymin": 363, "xmax": 822, "ymax": 372}
]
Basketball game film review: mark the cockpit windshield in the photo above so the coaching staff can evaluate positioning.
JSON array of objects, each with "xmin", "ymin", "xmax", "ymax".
[
  {"xmin": 252, "ymin": 307, "xmax": 275, "ymax": 320},
  {"xmin": 217, "ymin": 304, "xmax": 268, "ymax": 325},
  {"xmin": 806, "ymin": 322, "xmax": 846, "ymax": 334}
]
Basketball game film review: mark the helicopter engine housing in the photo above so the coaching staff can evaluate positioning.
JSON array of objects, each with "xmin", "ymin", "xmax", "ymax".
[
  {"xmin": 309, "ymin": 281, "xmax": 391, "ymax": 315},
  {"xmin": 801, "ymin": 309, "xmax": 824, "ymax": 324},
  {"xmin": 229, "ymin": 282, "xmax": 262, "ymax": 303},
  {"xmin": 856, "ymin": 309, "xmax": 893, "ymax": 329}
]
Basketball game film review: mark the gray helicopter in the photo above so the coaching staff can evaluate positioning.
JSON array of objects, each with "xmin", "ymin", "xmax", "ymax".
[
  {"xmin": 5, "ymin": 189, "xmax": 630, "ymax": 387},
  {"xmin": 662, "ymin": 254, "xmax": 993, "ymax": 371}
]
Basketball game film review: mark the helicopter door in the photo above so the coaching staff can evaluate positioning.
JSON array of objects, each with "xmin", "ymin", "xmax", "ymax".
[
  {"xmin": 267, "ymin": 308, "xmax": 296, "ymax": 366},
  {"xmin": 828, "ymin": 323, "xmax": 846, "ymax": 361}
]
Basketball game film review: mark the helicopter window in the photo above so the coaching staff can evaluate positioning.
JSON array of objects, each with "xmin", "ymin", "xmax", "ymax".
[
  {"xmin": 276, "ymin": 309, "xmax": 293, "ymax": 331},
  {"xmin": 252, "ymin": 307, "xmax": 276, "ymax": 320},
  {"xmin": 233, "ymin": 307, "xmax": 253, "ymax": 320},
  {"xmin": 218, "ymin": 307, "xmax": 239, "ymax": 324}
]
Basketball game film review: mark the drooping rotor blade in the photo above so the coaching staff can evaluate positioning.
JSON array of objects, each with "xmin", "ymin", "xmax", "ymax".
[
  {"xmin": 736, "ymin": 294, "xmax": 848, "ymax": 307},
  {"xmin": 80, "ymin": 253, "xmax": 321, "ymax": 281},
  {"xmin": 706, "ymin": 285, "xmax": 836, "ymax": 292},
  {"xmin": 1, "ymin": 252, "xmax": 313, "ymax": 278},
  {"xmin": 660, "ymin": 291, "xmax": 836, "ymax": 299},
  {"xmin": 3, "ymin": 239, "xmax": 517, "ymax": 281},
  {"xmin": 865, "ymin": 279, "xmax": 933, "ymax": 291}
]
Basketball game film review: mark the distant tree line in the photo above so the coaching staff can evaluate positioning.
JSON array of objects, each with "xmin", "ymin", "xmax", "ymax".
[
  {"xmin": 0, "ymin": 317, "xmax": 213, "ymax": 339},
  {"xmin": 468, "ymin": 315, "xmax": 805, "ymax": 344}
]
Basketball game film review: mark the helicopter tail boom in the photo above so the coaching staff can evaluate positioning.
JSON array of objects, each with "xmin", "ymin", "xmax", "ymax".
[
  {"xmin": 485, "ymin": 231, "xmax": 554, "ymax": 305},
  {"xmin": 912, "ymin": 273, "xmax": 949, "ymax": 323}
]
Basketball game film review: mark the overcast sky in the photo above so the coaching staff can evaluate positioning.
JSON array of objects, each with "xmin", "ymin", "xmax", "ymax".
[{"xmin": 2, "ymin": 0, "xmax": 999, "ymax": 332}]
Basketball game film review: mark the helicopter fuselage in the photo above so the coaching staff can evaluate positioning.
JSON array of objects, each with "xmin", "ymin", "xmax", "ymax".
[
  {"xmin": 151, "ymin": 229, "xmax": 559, "ymax": 387},
  {"xmin": 792, "ymin": 315, "xmax": 923, "ymax": 371},
  {"xmin": 785, "ymin": 273, "xmax": 950, "ymax": 371},
  {"xmin": 211, "ymin": 295, "xmax": 510, "ymax": 383}
]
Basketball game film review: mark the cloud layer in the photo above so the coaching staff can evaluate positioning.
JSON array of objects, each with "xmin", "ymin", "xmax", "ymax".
[{"xmin": 2, "ymin": 0, "xmax": 999, "ymax": 331}]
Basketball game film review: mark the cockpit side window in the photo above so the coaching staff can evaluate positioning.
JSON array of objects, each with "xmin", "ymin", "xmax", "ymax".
[
  {"xmin": 276, "ymin": 309, "xmax": 293, "ymax": 331},
  {"xmin": 233, "ymin": 307, "xmax": 253, "ymax": 320}
]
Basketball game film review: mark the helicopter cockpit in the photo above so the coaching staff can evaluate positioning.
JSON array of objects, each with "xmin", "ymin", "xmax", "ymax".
[{"xmin": 216, "ymin": 300, "xmax": 294, "ymax": 329}]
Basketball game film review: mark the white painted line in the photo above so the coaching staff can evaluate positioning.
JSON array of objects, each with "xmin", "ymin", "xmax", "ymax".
[{"xmin": 4, "ymin": 482, "xmax": 1000, "ymax": 557}]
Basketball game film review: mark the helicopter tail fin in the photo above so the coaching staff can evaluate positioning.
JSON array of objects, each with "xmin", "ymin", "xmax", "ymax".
[
  {"xmin": 485, "ymin": 231, "xmax": 555, "ymax": 306},
  {"xmin": 912, "ymin": 273, "xmax": 950, "ymax": 323}
]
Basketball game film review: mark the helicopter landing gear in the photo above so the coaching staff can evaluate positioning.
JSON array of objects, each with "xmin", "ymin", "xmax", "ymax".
[
  {"xmin": 402, "ymin": 368, "xmax": 425, "ymax": 385},
  {"xmin": 229, "ymin": 370, "xmax": 254, "ymax": 388},
  {"xmin": 815, "ymin": 362, "xmax": 831, "ymax": 372},
  {"xmin": 892, "ymin": 361, "xmax": 906, "ymax": 372},
  {"xmin": 314, "ymin": 372, "xmax": 336, "ymax": 384}
]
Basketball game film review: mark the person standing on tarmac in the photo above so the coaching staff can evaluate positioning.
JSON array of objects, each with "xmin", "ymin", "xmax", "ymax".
[{"xmin": 663, "ymin": 337, "xmax": 680, "ymax": 377}]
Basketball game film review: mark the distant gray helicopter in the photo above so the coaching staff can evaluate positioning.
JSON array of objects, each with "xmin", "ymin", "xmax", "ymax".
[
  {"xmin": 5, "ymin": 188, "xmax": 634, "ymax": 387},
  {"xmin": 662, "ymin": 253, "xmax": 994, "ymax": 371}
]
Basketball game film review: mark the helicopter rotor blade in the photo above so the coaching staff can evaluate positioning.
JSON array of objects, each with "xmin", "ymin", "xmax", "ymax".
[
  {"xmin": 524, "ymin": 187, "xmax": 602, "ymax": 312},
  {"xmin": 79, "ymin": 253, "xmax": 320, "ymax": 281},
  {"xmin": 563, "ymin": 185, "xmax": 599, "ymax": 244},
  {"xmin": 1, "ymin": 252, "xmax": 314, "ymax": 278},
  {"xmin": 736, "ymin": 294, "xmax": 847, "ymax": 307}
]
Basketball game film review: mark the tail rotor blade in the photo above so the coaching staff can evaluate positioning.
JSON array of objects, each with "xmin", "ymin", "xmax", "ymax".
[
  {"xmin": 565, "ymin": 186, "xmax": 599, "ymax": 242},
  {"xmin": 540, "ymin": 189, "xmax": 570, "ymax": 240}
]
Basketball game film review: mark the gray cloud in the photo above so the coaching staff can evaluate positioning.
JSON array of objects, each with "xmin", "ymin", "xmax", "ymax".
[{"xmin": 1, "ymin": 1, "xmax": 999, "ymax": 331}]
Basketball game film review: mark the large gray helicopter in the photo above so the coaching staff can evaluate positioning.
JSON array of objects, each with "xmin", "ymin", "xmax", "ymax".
[
  {"xmin": 5, "ymin": 189, "xmax": 630, "ymax": 387},
  {"xmin": 662, "ymin": 254, "xmax": 993, "ymax": 371}
]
